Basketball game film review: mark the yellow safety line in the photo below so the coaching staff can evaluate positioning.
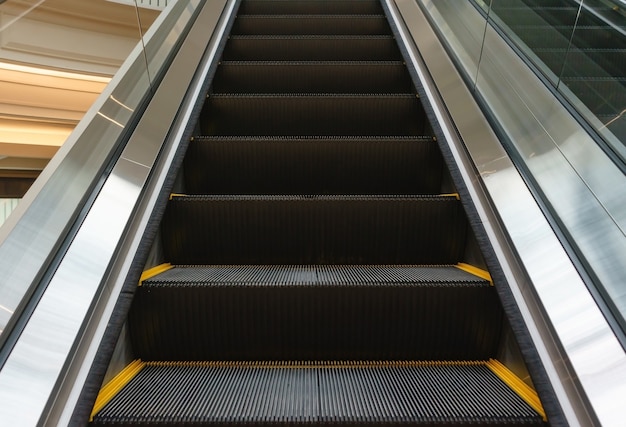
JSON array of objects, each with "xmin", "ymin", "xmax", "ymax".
[
  {"xmin": 486, "ymin": 359, "xmax": 547, "ymax": 421},
  {"xmin": 90, "ymin": 359, "xmax": 146, "ymax": 421},
  {"xmin": 169, "ymin": 193, "xmax": 186, "ymax": 200},
  {"xmin": 456, "ymin": 263, "xmax": 493, "ymax": 286},
  {"xmin": 138, "ymin": 263, "xmax": 173, "ymax": 286},
  {"xmin": 439, "ymin": 193, "xmax": 460, "ymax": 200}
]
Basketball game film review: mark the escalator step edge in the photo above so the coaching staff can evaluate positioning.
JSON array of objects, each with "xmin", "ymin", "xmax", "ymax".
[{"xmin": 91, "ymin": 360, "xmax": 546, "ymax": 425}]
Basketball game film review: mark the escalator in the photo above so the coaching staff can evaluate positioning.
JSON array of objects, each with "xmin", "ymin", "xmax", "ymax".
[
  {"xmin": 87, "ymin": 0, "xmax": 548, "ymax": 424},
  {"xmin": 489, "ymin": 0, "xmax": 626, "ymax": 141}
]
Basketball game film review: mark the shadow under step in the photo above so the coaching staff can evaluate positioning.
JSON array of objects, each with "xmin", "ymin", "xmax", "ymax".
[
  {"xmin": 91, "ymin": 360, "xmax": 545, "ymax": 426},
  {"xmin": 231, "ymin": 15, "xmax": 391, "ymax": 35},
  {"xmin": 200, "ymin": 94, "xmax": 429, "ymax": 136},
  {"xmin": 237, "ymin": 0, "xmax": 383, "ymax": 15},
  {"xmin": 222, "ymin": 36, "xmax": 402, "ymax": 61},
  {"xmin": 130, "ymin": 265, "xmax": 501, "ymax": 361},
  {"xmin": 184, "ymin": 136, "xmax": 443, "ymax": 195},
  {"xmin": 161, "ymin": 195, "xmax": 467, "ymax": 265},
  {"xmin": 212, "ymin": 61, "xmax": 413, "ymax": 94}
]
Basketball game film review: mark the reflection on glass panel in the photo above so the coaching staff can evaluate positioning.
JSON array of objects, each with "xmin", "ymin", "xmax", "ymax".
[
  {"xmin": 559, "ymin": 0, "xmax": 626, "ymax": 157},
  {"xmin": 488, "ymin": 0, "xmax": 580, "ymax": 85},
  {"xmin": 423, "ymin": 0, "xmax": 488, "ymax": 87},
  {"xmin": 0, "ymin": 199, "xmax": 19, "ymax": 228},
  {"xmin": 0, "ymin": 0, "xmax": 167, "ymax": 340},
  {"xmin": 475, "ymin": 0, "xmax": 491, "ymax": 13}
]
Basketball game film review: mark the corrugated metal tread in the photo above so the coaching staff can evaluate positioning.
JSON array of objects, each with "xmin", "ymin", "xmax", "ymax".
[
  {"xmin": 143, "ymin": 265, "xmax": 489, "ymax": 287},
  {"xmin": 92, "ymin": 361, "xmax": 545, "ymax": 425}
]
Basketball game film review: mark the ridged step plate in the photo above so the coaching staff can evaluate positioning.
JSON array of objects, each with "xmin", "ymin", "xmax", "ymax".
[
  {"xmin": 212, "ymin": 61, "xmax": 413, "ymax": 94},
  {"xmin": 130, "ymin": 265, "xmax": 501, "ymax": 360},
  {"xmin": 231, "ymin": 15, "xmax": 390, "ymax": 35},
  {"xmin": 184, "ymin": 136, "xmax": 443, "ymax": 195},
  {"xmin": 200, "ymin": 94, "xmax": 428, "ymax": 136},
  {"xmin": 237, "ymin": 0, "xmax": 383, "ymax": 15},
  {"xmin": 92, "ymin": 361, "xmax": 545, "ymax": 425},
  {"xmin": 222, "ymin": 36, "xmax": 402, "ymax": 61},
  {"xmin": 161, "ymin": 195, "xmax": 467, "ymax": 265}
]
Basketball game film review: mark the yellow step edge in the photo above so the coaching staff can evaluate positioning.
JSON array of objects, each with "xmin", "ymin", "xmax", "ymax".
[
  {"xmin": 456, "ymin": 262, "xmax": 493, "ymax": 286},
  {"xmin": 139, "ymin": 263, "xmax": 173, "ymax": 286},
  {"xmin": 169, "ymin": 193, "xmax": 186, "ymax": 200},
  {"xmin": 90, "ymin": 359, "xmax": 146, "ymax": 421},
  {"xmin": 439, "ymin": 193, "xmax": 460, "ymax": 200},
  {"xmin": 487, "ymin": 359, "xmax": 546, "ymax": 421}
]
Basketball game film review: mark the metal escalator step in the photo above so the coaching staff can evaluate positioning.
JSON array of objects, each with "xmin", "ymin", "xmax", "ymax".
[
  {"xmin": 131, "ymin": 265, "xmax": 501, "ymax": 360},
  {"xmin": 490, "ymin": 7, "xmax": 579, "ymax": 27},
  {"xmin": 560, "ymin": 77, "xmax": 626, "ymax": 115},
  {"xmin": 184, "ymin": 136, "xmax": 442, "ymax": 195},
  {"xmin": 222, "ymin": 35, "xmax": 402, "ymax": 61},
  {"xmin": 161, "ymin": 195, "xmax": 467, "ymax": 265},
  {"xmin": 510, "ymin": 25, "xmax": 626, "ymax": 50},
  {"xmin": 212, "ymin": 61, "xmax": 413, "ymax": 94},
  {"xmin": 143, "ymin": 264, "xmax": 488, "ymax": 285},
  {"xmin": 92, "ymin": 361, "xmax": 545, "ymax": 425},
  {"xmin": 535, "ymin": 48, "xmax": 626, "ymax": 79},
  {"xmin": 238, "ymin": 0, "xmax": 383, "ymax": 15},
  {"xmin": 232, "ymin": 15, "xmax": 391, "ymax": 35},
  {"xmin": 200, "ymin": 94, "xmax": 428, "ymax": 136}
]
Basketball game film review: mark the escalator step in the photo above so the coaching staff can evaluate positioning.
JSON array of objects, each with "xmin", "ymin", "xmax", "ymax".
[
  {"xmin": 212, "ymin": 61, "xmax": 413, "ymax": 94},
  {"xmin": 238, "ymin": 0, "xmax": 383, "ymax": 15},
  {"xmin": 536, "ymin": 48, "xmax": 626, "ymax": 79},
  {"xmin": 222, "ymin": 35, "xmax": 402, "ymax": 61},
  {"xmin": 131, "ymin": 265, "xmax": 501, "ymax": 360},
  {"xmin": 232, "ymin": 15, "xmax": 390, "ymax": 35},
  {"xmin": 200, "ymin": 94, "xmax": 428, "ymax": 136},
  {"xmin": 184, "ymin": 136, "xmax": 443, "ymax": 195},
  {"xmin": 490, "ymin": 7, "xmax": 579, "ymax": 27},
  {"xmin": 560, "ymin": 77, "xmax": 626, "ymax": 115},
  {"xmin": 92, "ymin": 361, "xmax": 544, "ymax": 425},
  {"xmin": 161, "ymin": 195, "xmax": 467, "ymax": 265}
]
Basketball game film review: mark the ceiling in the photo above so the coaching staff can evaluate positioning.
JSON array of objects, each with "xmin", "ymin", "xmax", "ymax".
[{"xmin": 0, "ymin": 0, "xmax": 160, "ymax": 195}]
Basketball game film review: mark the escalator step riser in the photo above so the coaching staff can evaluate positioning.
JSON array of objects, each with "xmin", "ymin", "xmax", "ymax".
[
  {"xmin": 561, "ymin": 79, "xmax": 626, "ymax": 114},
  {"xmin": 184, "ymin": 136, "xmax": 443, "ymax": 195},
  {"xmin": 212, "ymin": 61, "xmax": 414, "ymax": 94},
  {"xmin": 200, "ymin": 95, "xmax": 428, "ymax": 136},
  {"xmin": 491, "ymin": 7, "xmax": 579, "ymax": 27},
  {"xmin": 492, "ymin": 0, "xmax": 572, "ymax": 8},
  {"xmin": 237, "ymin": 0, "xmax": 383, "ymax": 15},
  {"xmin": 161, "ymin": 196, "xmax": 467, "ymax": 265},
  {"xmin": 131, "ymin": 284, "xmax": 501, "ymax": 360},
  {"xmin": 511, "ymin": 27, "xmax": 626, "ymax": 50},
  {"xmin": 232, "ymin": 15, "xmax": 391, "ymax": 35},
  {"xmin": 222, "ymin": 36, "xmax": 402, "ymax": 61},
  {"xmin": 92, "ymin": 362, "xmax": 544, "ymax": 425},
  {"xmin": 536, "ymin": 49, "xmax": 626, "ymax": 79}
]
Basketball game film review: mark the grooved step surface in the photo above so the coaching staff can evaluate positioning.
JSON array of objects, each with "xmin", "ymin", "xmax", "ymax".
[
  {"xmin": 200, "ymin": 94, "xmax": 428, "ymax": 136},
  {"xmin": 238, "ymin": 0, "xmax": 383, "ymax": 15},
  {"xmin": 161, "ymin": 195, "xmax": 467, "ymax": 265},
  {"xmin": 184, "ymin": 136, "xmax": 442, "ymax": 195},
  {"xmin": 222, "ymin": 36, "xmax": 402, "ymax": 61},
  {"xmin": 212, "ymin": 61, "xmax": 413, "ymax": 94},
  {"xmin": 232, "ymin": 15, "xmax": 390, "ymax": 35},
  {"xmin": 143, "ymin": 265, "xmax": 488, "ymax": 286},
  {"xmin": 92, "ymin": 362, "xmax": 544, "ymax": 426},
  {"xmin": 131, "ymin": 265, "xmax": 500, "ymax": 360}
]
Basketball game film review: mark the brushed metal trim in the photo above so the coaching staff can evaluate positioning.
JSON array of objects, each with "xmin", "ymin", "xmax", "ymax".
[
  {"xmin": 390, "ymin": 0, "xmax": 626, "ymax": 425},
  {"xmin": 0, "ymin": 0, "xmax": 235, "ymax": 424}
]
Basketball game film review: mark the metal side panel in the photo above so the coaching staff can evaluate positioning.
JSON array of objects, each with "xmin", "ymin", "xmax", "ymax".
[
  {"xmin": 0, "ymin": 0, "xmax": 235, "ymax": 425},
  {"xmin": 388, "ymin": 0, "xmax": 626, "ymax": 425}
]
